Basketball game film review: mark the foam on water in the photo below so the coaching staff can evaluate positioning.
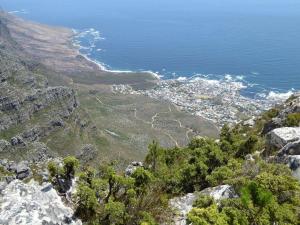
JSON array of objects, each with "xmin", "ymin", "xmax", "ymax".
[{"xmin": 72, "ymin": 26, "xmax": 296, "ymax": 105}]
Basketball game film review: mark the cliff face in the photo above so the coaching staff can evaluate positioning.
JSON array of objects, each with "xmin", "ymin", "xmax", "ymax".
[{"xmin": 0, "ymin": 16, "xmax": 78, "ymax": 161}]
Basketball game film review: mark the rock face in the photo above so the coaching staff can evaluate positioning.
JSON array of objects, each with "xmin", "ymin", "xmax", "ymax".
[
  {"xmin": 286, "ymin": 155, "xmax": 300, "ymax": 181},
  {"xmin": 267, "ymin": 127, "xmax": 300, "ymax": 149},
  {"xmin": 199, "ymin": 184, "xmax": 238, "ymax": 200},
  {"xmin": 266, "ymin": 127, "xmax": 300, "ymax": 181},
  {"xmin": 0, "ymin": 180, "xmax": 81, "ymax": 225},
  {"xmin": 0, "ymin": 140, "xmax": 10, "ymax": 152},
  {"xmin": 0, "ymin": 16, "xmax": 79, "ymax": 162},
  {"xmin": 0, "ymin": 159, "xmax": 31, "ymax": 183},
  {"xmin": 125, "ymin": 161, "xmax": 143, "ymax": 176},
  {"xmin": 76, "ymin": 144, "xmax": 97, "ymax": 163},
  {"xmin": 170, "ymin": 185, "xmax": 236, "ymax": 225},
  {"xmin": 170, "ymin": 193, "xmax": 198, "ymax": 225},
  {"xmin": 262, "ymin": 94, "xmax": 300, "ymax": 134}
]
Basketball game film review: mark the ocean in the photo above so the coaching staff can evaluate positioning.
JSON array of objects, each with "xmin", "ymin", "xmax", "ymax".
[{"xmin": 1, "ymin": 0, "xmax": 300, "ymax": 99}]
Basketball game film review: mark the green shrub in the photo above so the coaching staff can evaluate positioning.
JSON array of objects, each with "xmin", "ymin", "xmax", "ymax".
[
  {"xmin": 63, "ymin": 156, "xmax": 79, "ymax": 177},
  {"xmin": 284, "ymin": 113, "xmax": 300, "ymax": 127},
  {"xmin": 193, "ymin": 194, "xmax": 215, "ymax": 208}
]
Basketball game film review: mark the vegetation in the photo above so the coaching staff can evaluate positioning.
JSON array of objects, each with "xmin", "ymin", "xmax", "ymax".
[
  {"xmin": 285, "ymin": 113, "xmax": 300, "ymax": 127},
  {"xmin": 47, "ymin": 112, "xmax": 300, "ymax": 224}
]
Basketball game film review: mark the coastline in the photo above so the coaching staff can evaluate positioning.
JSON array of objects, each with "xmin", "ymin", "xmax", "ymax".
[
  {"xmin": 1, "ymin": 10, "xmax": 296, "ymax": 128},
  {"xmin": 70, "ymin": 28, "xmax": 161, "ymax": 81}
]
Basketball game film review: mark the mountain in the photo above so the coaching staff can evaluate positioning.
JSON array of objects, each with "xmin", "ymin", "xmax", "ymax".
[
  {"xmin": 0, "ymin": 12, "xmax": 218, "ymax": 164},
  {"xmin": 0, "ymin": 11, "xmax": 300, "ymax": 225}
]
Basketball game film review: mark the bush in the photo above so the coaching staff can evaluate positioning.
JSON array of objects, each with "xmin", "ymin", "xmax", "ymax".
[
  {"xmin": 284, "ymin": 113, "xmax": 300, "ymax": 127},
  {"xmin": 193, "ymin": 194, "xmax": 215, "ymax": 208},
  {"xmin": 63, "ymin": 156, "xmax": 79, "ymax": 178},
  {"xmin": 76, "ymin": 184, "xmax": 98, "ymax": 220}
]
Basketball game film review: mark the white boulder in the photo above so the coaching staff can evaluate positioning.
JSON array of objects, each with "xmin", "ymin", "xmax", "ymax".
[
  {"xmin": 169, "ymin": 185, "xmax": 236, "ymax": 225},
  {"xmin": 0, "ymin": 180, "xmax": 81, "ymax": 225},
  {"xmin": 267, "ymin": 127, "xmax": 300, "ymax": 149}
]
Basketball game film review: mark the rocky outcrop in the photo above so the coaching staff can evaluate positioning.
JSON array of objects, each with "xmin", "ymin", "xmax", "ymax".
[
  {"xmin": 125, "ymin": 161, "xmax": 143, "ymax": 176},
  {"xmin": 199, "ymin": 184, "xmax": 238, "ymax": 200},
  {"xmin": 266, "ymin": 127, "xmax": 300, "ymax": 181},
  {"xmin": 170, "ymin": 185, "xmax": 236, "ymax": 225},
  {"xmin": 76, "ymin": 144, "xmax": 97, "ymax": 163},
  {"xmin": 267, "ymin": 127, "xmax": 300, "ymax": 149},
  {"xmin": 286, "ymin": 155, "xmax": 300, "ymax": 181},
  {"xmin": 0, "ymin": 139, "xmax": 10, "ymax": 152},
  {"xmin": 263, "ymin": 94, "xmax": 300, "ymax": 134},
  {"xmin": 0, "ymin": 86, "xmax": 78, "ymax": 132},
  {"xmin": 0, "ymin": 180, "xmax": 81, "ymax": 225},
  {"xmin": 0, "ymin": 159, "xmax": 31, "ymax": 182}
]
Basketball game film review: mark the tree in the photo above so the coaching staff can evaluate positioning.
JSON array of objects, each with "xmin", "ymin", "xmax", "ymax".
[
  {"xmin": 75, "ymin": 184, "xmax": 98, "ymax": 220},
  {"xmin": 103, "ymin": 201, "xmax": 126, "ymax": 225},
  {"xmin": 145, "ymin": 141, "xmax": 163, "ymax": 172},
  {"xmin": 63, "ymin": 156, "xmax": 79, "ymax": 178}
]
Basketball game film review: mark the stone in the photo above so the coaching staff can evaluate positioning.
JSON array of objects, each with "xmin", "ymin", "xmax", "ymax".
[
  {"xmin": 50, "ymin": 118, "xmax": 65, "ymax": 127},
  {"xmin": 170, "ymin": 193, "xmax": 197, "ymax": 225},
  {"xmin": 0, "ymin": 180, "xmax": 82, "ymax": 225},
  {"xmin": 30, "ymin": 142, "xmax": 54, "ymax": 163},
  {"xmin": 267, "ymin": 127, "xmax": 300, "ymax": 149},
  {"xmin": 0, "ymin": 158, "xmax": 8, "ymax": 167},
  {"xmin": 262, "ymin": 118, "xmax": 282, "ymax": 135},
  {"xmin": 21, "ymin": 127, "xmax": 40, "ymax": 142},
  {"xmin": 0, "ymin": 139, "xmax": 10, "ymax": 152},
  {"xmin": 16, "ymin": 161, "xmax": 31, "ymax": 180},
  {"xmin": 243, "ymin": 117, "xmax": 255, "ymax": 127},
  {"xmin": 0, "ymin": 181, "xmax": 7, "ymax": 193},
  {"xmin": 278, "ymin": 140, "xmax": 300, "ymax": 156},
  {"xmin": 76, "ymin": 144, "xmax": 97, "ymax": 163},
  {"xmin": 5, "ymin": 176, "xmax": 15, "ymax": 184},
  {"xmin": 200, "ymin": 184, "xmax": 237, "ymax": 201},
  {"xmin": 169, "ymin": 185, "xmax": 237, "ymax": 225},
  {"xmin": 10, "ymin": 135, "xmax": 26, "ymax": 147},
  {"xmin": 285, "ymin": 155, "xmax": 300, "ymax": 181},
  {"xmin": 125, "ymin": 161, "xmax": 143, "ymax": 176},
  {"xmin": 7, "ymin": 162, "xmax": 17, "ymax": 172}
]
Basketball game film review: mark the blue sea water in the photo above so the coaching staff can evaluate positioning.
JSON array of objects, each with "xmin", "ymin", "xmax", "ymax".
[{"xmin": 1, "ymin": 0, "xmax": 300, "ymax": 98}]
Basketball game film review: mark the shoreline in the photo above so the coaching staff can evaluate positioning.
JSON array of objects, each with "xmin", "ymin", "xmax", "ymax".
[
  {"xmin": 70, "ymin": 27, "xmax": 296, "ymax": 102},
  {"xmin": 71, "ymin": 29, "xmax": 161, "ymax": 81}
]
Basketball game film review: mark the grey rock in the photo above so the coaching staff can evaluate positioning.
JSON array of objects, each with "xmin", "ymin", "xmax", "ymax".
[
  {"xmin": 76, "ymin": 144, "xmax": 97, "ymax": 163},
  {"xmin": 243, "ymin": 117, "xmax": 255, "ymax": 127},
  {"xmin": 277, "ymin": 155, "xmax": 300, "ymax": 181},
  {"xmin": 125, "ymin": 161, "xmax": 143, "ymax": 176},
  {"xmin": 170, "ymin": 193, "xmax": 198, "ymax": 225},
  {"xmin": 0, "ymin": 158, "xmax": 8, "ymax": 167},
  {"xmin": 30, "ymin": 142, "xmax": 53, "ymax": 163},
  {"xmin": 0, "ymin": 180, "xmax": 82, "ymax": 225},
  {"xmin": 200, "ymin": 184, "xmax": 238, "ymax": 200},
  {"xmin": 10, "ymin": 135, "xmax": 26, "ymax": 147},
  {"xmin": 50, "ymin": 118, "xmax": 65, "ymax": 127},
  {"xmin": 278, "ymin": 140, "xmax": 300, "ymax": 156},
  {"xmin": 267, "ymin": 127, "xmax": 300, "ymax": 149},
  {"xmin": 5, "ymin": 176, "xmax": 15, "ymax": 184},
  {"xmin": 21, "ymin": 127, "xmax": 40, "ymax": 142},
  {"xmin": 40, "ymin": 170, "xmax": 50, "ymax": 182},
  {"xmin": 0, "ymin": 139, "xmax": 10, "ymax": 152},
  {"xmin": 0, "ymin": 181, "xmax": 7, "ymax": 193},
  {"xmin": 262, "ymin": 118, "xmax": 282, "ymax": 135},
  {"xmin": 170, "ymin": 185, "xmax": 237, "ymax": 225},
  {"xmin": 16, "ymin": 161, "xmax": 31, "ymax": 180},
  {"xmin": 7, "ymin": 162, "xmax": 17, "ymax": 172}
]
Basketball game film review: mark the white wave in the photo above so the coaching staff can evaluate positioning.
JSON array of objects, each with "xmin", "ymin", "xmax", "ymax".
[
  {"xmin": 266, "ymin": 90, "xmax": 294, "ymax": 101},
  {"xmin": 236, "ymin": 75, "xmax": 245, "ymax": 80},
  {"xmin": 8, "ymin": 9, "xmax": 28, "ymax": 14},
  {"xmin": 224, "ymin": 74, "xmax": 233, "ymax": 81},
  {"xmin": 177, "ymin": 76, "xmax": 187, "ymax": 81}
]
